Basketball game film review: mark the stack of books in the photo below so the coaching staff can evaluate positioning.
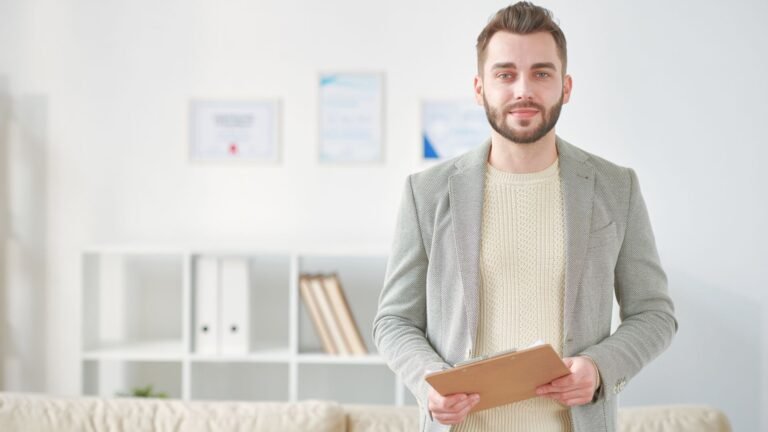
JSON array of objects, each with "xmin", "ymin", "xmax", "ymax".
[{"xmin": 299, "ymin": 273, "xmax": 368, "ymax": 356}]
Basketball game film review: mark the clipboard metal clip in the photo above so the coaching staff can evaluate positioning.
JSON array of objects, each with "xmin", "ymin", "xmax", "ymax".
[
  {"xmin": 454, "ymin": 347, "xmax": 518, "ymax": 367},
  {"xmin": 452, "ymin": 340, "xmax": 546, "ymax": 367}
]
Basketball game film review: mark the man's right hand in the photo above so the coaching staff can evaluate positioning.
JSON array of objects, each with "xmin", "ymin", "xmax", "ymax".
[{"xmin": 427, "ymin": 387, "xmax": 481, "ymax": 425}]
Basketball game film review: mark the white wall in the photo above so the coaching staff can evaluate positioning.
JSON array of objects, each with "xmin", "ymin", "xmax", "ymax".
[
  {"xmin": 0, "ymin": 75, "xmax": 8, "ymax": 391},
  {"xmin": 1, "ymin": 0, "xmax": 766, "ymax": 430},
  {"xmin": 0, "ymin": 0, "xmax": 51, "ymax": 391}
]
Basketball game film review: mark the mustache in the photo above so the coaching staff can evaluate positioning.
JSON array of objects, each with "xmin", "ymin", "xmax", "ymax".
[{"xmin": 506, "ymin": 101, "xmax": 546, "ymax": 112}]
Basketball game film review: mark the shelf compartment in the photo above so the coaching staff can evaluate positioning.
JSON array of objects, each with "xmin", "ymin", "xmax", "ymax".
[
  {"xmin": 297, "ymin": 363, "xmax": 396, "ymax": 405},
  {"xmin": 190, "ymin": 361, "xmax": 289, "ymax": 401},
  {"xmin": 82, "ymin": 359, "xmax": 182, "ymax": 399},
  {"xmin": 297, "ymin": 255, "xmax": 387, "ymax": 355},
  {"xmin": 83, "ymin": 253, "xmax": 183, "ymax": 352},
  {"xmin": 190, "ymin": 254, "xmax": 291, "ymax": 355}
]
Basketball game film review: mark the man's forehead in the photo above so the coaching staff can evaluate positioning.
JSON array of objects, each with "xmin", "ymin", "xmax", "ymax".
[{"xmin": 484, "ymin": 31, "xmax": 561, "ymax": 70}]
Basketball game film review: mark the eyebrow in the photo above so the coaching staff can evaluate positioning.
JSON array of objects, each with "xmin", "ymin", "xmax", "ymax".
[
  {"xmin": 491, "ymin": 62, "xmax": 558, "ymax": 71},
  {"xmin": 532, "ymin": 62, "xmax": 557, "ymax": 71},
  {"xmin": 491, "ymin": 62, "xmax": 517, "ymax": 70}
]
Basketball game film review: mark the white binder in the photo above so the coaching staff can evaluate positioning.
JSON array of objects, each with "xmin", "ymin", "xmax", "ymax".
[
  {"xmin": 219, "ymin": 258, "xmax": 250, "ymax": 355},
  {"xmin": 194, "ymin": 257, "xmax": 219, "ymax": 355}
]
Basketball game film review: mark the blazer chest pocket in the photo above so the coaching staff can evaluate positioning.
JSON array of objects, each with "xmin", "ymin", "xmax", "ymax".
[{"xmin": 587, "ymin": 221, "xmax": 617, "ymax": 249}]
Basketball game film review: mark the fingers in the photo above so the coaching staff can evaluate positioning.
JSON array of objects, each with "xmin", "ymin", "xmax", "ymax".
[
  {"xmin": 537, "ymin": 385, "xmax": 594, "ymax": 407},
  {"xmin": 433, "ymin": 396, "xmax": 480, "ymax": 425},
  {"xmin": 539, "ymin": 356, "xmax": 594, "ymax": 393},
  {"xmin": 550, "ymin": 391, "xmax": 593, "ymax": 407},
  {"xmin": 427, "ymin": 388, "xmax": 462, "ymax": 410},
  {"xmin": 536, "ymin": 377, "xmax": 579, "ymax": 395},
  {"xmin": 537, "ymin": 362, "xmax": 595, "ymax": 408},
  {"xmin": 430, "ymin": 392, "xmax": 477, "ymax": 413},
  {"xmin": 443, "ymin": 393, "xmax": 472, "ymax": 410},
  {"xmin": 549, "ymin": 374, "xmax": 576, "ymax": 388},
  {"xmin": 428, "ymin": 392, "xmax": 481, "ymax": 425}
]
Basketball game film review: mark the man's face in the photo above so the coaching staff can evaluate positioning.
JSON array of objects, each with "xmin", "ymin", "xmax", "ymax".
[{"xmin": 474, "ymin": 31, "xmax": 572, "ymax": 144}]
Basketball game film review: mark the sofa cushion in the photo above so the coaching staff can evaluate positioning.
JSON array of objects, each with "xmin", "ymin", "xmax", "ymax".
[
  {"xmin": 618, "ymin": 405, "xmax": 731, "ymax": 432},
  {"xmin": 345, "ymin": 404, "xmax": 732, "ymax": 432},
  {"xmin": 344, "ymin": 404, "xmax": 419, "ymax": 432},
  {"xmin": 0, "ymin": 393, "xmax": 345, "ymax": 432}
]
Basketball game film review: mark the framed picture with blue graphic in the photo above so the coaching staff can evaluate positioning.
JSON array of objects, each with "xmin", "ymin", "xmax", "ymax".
[
  {"xmin": 422, "ymin": 100, "xmax": 489, "ymax": 160},
  {"xmin": 319, "ymin": 72, "xmax": 384, "ymax": 163}
]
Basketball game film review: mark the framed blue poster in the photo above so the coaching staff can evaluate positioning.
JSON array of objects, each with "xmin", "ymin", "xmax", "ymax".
[{"xmin": 422, "ymin": 100, "xmax": 489, "ymax": 160}]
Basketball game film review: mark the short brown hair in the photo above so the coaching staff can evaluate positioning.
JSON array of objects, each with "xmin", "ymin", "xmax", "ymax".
[{"xmin": 476, "ymin": 2, "xmax": 567, "ymax": 74}]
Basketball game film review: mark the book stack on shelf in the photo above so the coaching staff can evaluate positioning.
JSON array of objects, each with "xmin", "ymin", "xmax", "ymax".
[{"xmin": 299, "ymin": 273, "xmax": 368, "ymax": 356}]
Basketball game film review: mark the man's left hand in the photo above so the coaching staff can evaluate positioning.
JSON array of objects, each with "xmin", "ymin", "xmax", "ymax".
[{"xmin": 535, "ymin": 356, "xmax": 598, "ymax": 407}]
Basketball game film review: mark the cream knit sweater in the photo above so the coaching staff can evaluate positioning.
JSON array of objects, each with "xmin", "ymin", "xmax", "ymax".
[{"xmin": 453, "ymin": 157, "xmax": 572, "ymax": 432}]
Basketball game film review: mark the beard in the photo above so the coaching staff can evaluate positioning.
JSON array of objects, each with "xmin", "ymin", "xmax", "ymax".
[{"xmin": 483, "ymin": 92, "xmax": 564, "ymax": 144}]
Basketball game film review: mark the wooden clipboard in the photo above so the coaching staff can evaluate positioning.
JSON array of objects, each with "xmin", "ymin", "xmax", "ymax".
[{"xmin": 424, "ymin": 344, "xmax": 570, "ymax": 413}]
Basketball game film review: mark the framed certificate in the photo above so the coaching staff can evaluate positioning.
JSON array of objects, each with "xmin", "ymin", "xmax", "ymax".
[
  {"xmin": 190, "ymin": 99, "xmax": 280, "ymax": 162},
  {"xmin": 318, "ymin": 72, "xmax": 384, "ymax": 163}
]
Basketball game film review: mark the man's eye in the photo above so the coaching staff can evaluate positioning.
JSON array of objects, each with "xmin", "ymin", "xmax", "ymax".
[
  {"xmin": 497, "ymin": 73, "xmax": 513, "ymax": 80},
  {"xmin": 536, "ymin": 72, "xmax": 551, "ymax": 78}
]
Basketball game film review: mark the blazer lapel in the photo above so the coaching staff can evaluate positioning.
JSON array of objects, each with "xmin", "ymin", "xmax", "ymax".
[
  {"xmin": 448, "ymin": 140, "xmax": 490, "ymax": 349},
  {"xmin": 556, "ymin": 137, "xmax": 596, "ymax": 335}
]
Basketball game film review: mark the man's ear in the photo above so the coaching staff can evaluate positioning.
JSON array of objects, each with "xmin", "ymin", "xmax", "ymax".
[
  {"xmin": 473, "ymin": 75, "xmax": 484, "ymax": 105},
  {"xmin": 562, "ymin": 74, "xmax": 573, "ymax": 104}
]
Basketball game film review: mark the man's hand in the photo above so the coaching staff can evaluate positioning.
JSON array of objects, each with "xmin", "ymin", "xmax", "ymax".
[
  {"xmin": 427, "ymin": 386, "xmax": 481, "ymax": 425},
  {"xmin": 535, "ymin": 356, "xmax": 599, "ymax": 407}
]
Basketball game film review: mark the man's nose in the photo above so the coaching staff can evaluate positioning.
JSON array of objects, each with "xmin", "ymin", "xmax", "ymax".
[{"xmin": 513, "ymin": 76, "xmax": 534, "ymax": 100}]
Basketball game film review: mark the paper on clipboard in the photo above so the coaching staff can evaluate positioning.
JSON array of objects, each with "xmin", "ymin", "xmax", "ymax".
[{"xmin": 424, "ymin": 343, "xmax": 570, "ymax": 413}]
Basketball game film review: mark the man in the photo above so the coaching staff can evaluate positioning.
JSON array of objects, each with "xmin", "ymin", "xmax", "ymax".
[{"xmin": 372, "ymin": 2, "xmax": 677, "ymax": 431}]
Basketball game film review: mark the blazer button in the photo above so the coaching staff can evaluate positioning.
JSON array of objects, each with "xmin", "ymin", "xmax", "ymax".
[{"xmin": 615, "ymin": 378, "xmax": 626, "ymax": 393}]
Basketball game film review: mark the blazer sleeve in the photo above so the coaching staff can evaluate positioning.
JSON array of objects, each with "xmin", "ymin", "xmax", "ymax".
[
  {"xmin": 580, "ymin": 168, "xmax": 678, "ymax": 401},
  {"xmin": 372, "ymin": 175, "xmax": 452, "ymax": 419}
]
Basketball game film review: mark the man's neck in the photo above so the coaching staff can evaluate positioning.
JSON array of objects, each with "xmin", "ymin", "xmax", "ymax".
[{"xmin": 487, "ymin": 130, "xmax": 558, "ymax": 173}]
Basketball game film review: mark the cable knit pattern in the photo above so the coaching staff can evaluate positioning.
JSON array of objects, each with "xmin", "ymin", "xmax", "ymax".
[{"xmin": 454, "ymin": 158, "xmax": 571, "ymax": 432}]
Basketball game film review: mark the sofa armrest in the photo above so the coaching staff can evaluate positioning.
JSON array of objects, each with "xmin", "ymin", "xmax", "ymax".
[
  {"xmin": 344, "ymin": 404, "xmax": 419, "ymax": 432},
  {"xmin": 618, "ymin": 405, "xmax": 731, "ymax": 432}
]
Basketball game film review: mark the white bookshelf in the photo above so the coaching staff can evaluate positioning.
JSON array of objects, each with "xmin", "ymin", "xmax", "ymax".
[{"xmin": 80, "ymin": 246, "xmax": 417, "ymax": 406}]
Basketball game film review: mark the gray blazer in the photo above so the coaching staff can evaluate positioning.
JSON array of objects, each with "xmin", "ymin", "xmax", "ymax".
[{"xmin": 372, "ymin": 137, "xmax": 677, "ymax": 432}]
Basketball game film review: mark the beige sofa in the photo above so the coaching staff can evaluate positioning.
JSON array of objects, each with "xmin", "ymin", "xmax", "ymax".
[{"xmin": 0, "ymin": 392, "xmax": 731, "ymax": 432}]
